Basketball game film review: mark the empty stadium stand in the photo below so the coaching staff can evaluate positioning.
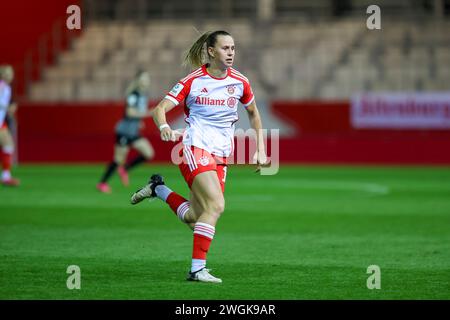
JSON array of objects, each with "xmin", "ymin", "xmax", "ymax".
[{"xmin": 26, "ymin": 0, "xmax": 450, "ymax": 101}]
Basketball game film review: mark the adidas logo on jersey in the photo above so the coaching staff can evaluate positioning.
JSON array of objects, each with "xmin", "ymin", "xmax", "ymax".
[{"xmin": 201, "ymin": 87, "xmax": 208, "ymax": 93}]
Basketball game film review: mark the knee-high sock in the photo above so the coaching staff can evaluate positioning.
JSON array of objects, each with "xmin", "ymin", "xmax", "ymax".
[
  {"xmin": 100, "ymin": 161, "xmax": 118, "ymax": 183},
  {"xmin": 155, "ymin": 185, "xmax": 189, "ymax": 222},
  {"xmin": 124, "ymin": 155, "xmax": 147, "ymax": 171},
  {"xmin": 191, "ymin": 222, "xmax": 215, "ymax": 273},
  {"xmin": 2, "ymin": 146, "xmax": 13, "ymax": 181}
]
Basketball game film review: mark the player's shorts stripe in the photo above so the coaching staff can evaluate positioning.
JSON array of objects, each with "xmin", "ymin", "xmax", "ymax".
[
  {"xmin": 184, "ymin": 146, "xmax": 194, "ymax": 171},
  {"xmin": 186, "ymin": 146, "xmax": 198, "ymax": 171},
  {"xmin": 183, "ymin": 146, "xmax": 194, "ymax": 172},
  {"xmin": 184, "ymin": 146, "xmax": 197, "ymax": 172}
]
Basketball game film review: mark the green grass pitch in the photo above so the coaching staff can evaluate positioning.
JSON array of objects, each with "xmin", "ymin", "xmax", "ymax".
[{"xmin": 1, "ymin": 164, "xmax": 449, "ymax": 299}]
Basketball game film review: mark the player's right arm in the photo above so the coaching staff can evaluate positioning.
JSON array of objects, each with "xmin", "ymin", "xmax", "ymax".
[
  {"xmin": 153, "ymin": 98, "xmax": 177, "ymax": 142},
  {"xmin": 155, "ymin": 78, "xmax": 192, "ymax": 142}
]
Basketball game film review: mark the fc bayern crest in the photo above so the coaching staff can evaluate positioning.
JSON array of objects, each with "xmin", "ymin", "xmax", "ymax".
[
  {"xmin": 199, "ymin": 156, "xmax": 210, "ymax": 166},
  {"xmin": 227, "ymin": 97, "xmax": 237, "ymax": 108},
  {"xmin": 227, "ymin": 85, "xmax": 235, "ymax": 95}
]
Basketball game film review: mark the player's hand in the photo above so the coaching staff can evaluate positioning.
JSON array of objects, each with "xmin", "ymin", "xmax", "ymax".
[
  {"xmin": 253, "ymin": 150, "xmax": 268, "ymax": 173},
  {"xmin": 160, "ymin": 127, "xmax": 173, "ymax": 142},
  {"xmin": 171, "ymin": 129, "xmax": 184, "ymax": 141}
]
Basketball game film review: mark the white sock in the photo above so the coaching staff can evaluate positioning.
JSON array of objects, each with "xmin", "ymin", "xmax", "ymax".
[
  {"xmin": 191, "ymin": 259, "xmax": 206, "ymax": 273},
  {"xmin": 155, "ymin": 185, "xmax": 172, "ymax": 201},
  {"xmin": 191, "ymin": 223, "xmax": 215, "ymax": 273},
  {"xmin": 2, "ymin": 170, "xmax": 11, "ymax": 181}
]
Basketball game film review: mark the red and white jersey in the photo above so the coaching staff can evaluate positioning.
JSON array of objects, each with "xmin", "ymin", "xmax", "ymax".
[
  {"xmin": 0, "ymin": 80, "xmax": 12, "ymax": 127},
  {"xmin": 165, "ymin": 64, "xmax": 254, "ymax": 157}
]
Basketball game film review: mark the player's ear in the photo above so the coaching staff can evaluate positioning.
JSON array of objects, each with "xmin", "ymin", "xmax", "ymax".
[{"xmin": 207, "ymin": 46, "xmax": 215, "ymax": 58}]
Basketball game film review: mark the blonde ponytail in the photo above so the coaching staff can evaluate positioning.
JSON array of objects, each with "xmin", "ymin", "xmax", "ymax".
[{"xmin": 183, "ymin": 31, "xmax": 213, "ymax": 69}]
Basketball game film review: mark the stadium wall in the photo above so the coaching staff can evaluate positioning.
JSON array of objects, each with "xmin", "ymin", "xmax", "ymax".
[
  {"xmin": 0, "ymin": 0, "xmax": 81, "ymax": 97},
  {"xmin": 16, "ymin": 101, "xmax": 450, "ymax": 164}
]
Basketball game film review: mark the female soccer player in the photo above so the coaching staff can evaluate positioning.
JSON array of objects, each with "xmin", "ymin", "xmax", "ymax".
[
  {"xmin": 97, "ymin": 70, "xmax": 155, "ymax": 193},
  {"xmin": 0, "ymin": 65, "xmax": 20, "ymax": 186},
  {"xmin": 130, "ymin": 31, "xmax": 267, "ymax": 283}
]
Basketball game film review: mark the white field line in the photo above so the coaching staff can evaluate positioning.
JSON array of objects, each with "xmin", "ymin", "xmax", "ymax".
[{"xmin": 237, "ymin": 179, "xmax": 390, "ymax": 195}]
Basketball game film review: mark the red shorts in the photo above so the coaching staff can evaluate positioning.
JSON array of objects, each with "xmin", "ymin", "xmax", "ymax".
[
  {"xmin": 178, "ymin": 145, "xmax": 228, "ymax": 193},
  {"xmin": 0, "ymin": 121, "xmax": 7, "ymax": 130}
]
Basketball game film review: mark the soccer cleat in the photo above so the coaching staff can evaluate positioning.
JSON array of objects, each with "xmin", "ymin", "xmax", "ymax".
[
  {"xmin": 96, "ymin": 182, "xmax": 112, "ymax": 193},
  {"xmin": 2, "ymin": 177, "xmax": 20, "ymax": 187},
  {"xmin": 130, "ymin": 174, "xmax": 164, "ymax": 205},
  {"xmin": 117, "ymin": 166, "xmax": 129, "ymax": 186},
  {"xmin": 187, "ymin": 268, "xmax": 222, "ymax": 283}
]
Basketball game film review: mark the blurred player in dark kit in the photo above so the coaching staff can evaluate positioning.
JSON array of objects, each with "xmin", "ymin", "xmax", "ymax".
[{"xmin": 97, "ymin": 70, "xmax": 155, "ymax": 193}]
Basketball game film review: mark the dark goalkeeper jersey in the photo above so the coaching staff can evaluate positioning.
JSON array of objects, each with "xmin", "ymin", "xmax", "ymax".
[{"xmin": 115, "ymin": 90, "xmax": 149, "ymax": 137}]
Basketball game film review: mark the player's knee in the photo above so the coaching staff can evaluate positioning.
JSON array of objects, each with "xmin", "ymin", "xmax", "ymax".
[
  {"xmin": 143, "ymin": 148, "xmax": 154, "ymax": 160},
  {"xmin": 209, "ymin": 198, "xmax": 225, "ymax": 218}
]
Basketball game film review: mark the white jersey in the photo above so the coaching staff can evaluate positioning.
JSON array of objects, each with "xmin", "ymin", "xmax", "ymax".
[
  {"xmin": 0, "ymin": 80, "xmax": 12, "ymax": 127},
  {"xmin": 165, "ymin": 64, "xmax": 255, "ymax": 157}
]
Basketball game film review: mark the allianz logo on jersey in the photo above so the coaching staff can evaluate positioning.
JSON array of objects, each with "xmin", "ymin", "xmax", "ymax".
[{"xmin": 195, "ymin": 96, "xmax": 237, "ymax": 108}]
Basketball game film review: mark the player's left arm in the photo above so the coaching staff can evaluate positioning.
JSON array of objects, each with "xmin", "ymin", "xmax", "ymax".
[{"xmin": 245, "ymin": 100, "xmax": 267, "ymax": 171}]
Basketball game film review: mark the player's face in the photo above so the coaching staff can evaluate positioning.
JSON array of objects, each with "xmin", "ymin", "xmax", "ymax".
[
  {"xmin": 2, "ymin": 68, "xmax": 14, "ymax": 83},
  {"xmin": 210, "ymin": 35, "xmax": 235, "ymax": 69},
  {"xmin": 137, "ymin": 73, "xmax": 150, "ymax": 90}
]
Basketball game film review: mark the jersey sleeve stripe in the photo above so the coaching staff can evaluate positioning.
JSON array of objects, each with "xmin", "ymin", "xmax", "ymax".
[
  {"xmin": 229, "ymin": 73, "xmax": 249, "ymax": 85},
  {"xmin": 181, "ymin": 70, "xmax": 201, "ymax": 83},
  {"xmin": 164, "ymin": 95, "xmax": 179, "ymax": 106},
  {"xmin": 181, "ymin": 68, "xmax": 204, "ymax": 83},
  {"xmin": 230, "ymin": 69, "xmax": 249, "ymax": 82},
  {"xmin": 181, "ymin": 72, "xmax": 203, "ymax": 84},
  {"xmin": 242, "ymin": 96, "xmax": 255, "ymax": 107}
]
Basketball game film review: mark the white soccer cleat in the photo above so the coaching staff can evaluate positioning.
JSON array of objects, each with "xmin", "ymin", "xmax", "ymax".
[
  {"xmin": 187, "ymin": 268, "xmax": 222, "ymax": 283},
  {"xmin": 130, "ymin": 184, "xmax": 153, "ymax": 205},
  {"xmin": 130, "ymin": 174, "xmax": 164, "ymax": 205}
]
